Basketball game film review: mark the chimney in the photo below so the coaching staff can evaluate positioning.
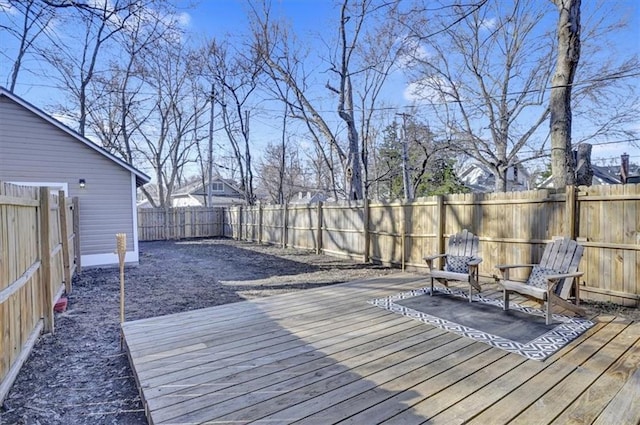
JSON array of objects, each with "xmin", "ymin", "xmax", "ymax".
[{"xmin": 621, "ymin": 152, "xmax": 630, "ymax": 184}]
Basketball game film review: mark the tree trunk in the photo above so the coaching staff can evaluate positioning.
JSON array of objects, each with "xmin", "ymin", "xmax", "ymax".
[
  {"xmin": 550, "ymin": 0, "xmax": 581, "ymax": 189},
  {"xmin": 494, "ymin": 166, "xmax": 508, "ymax": 192},
  {"xmin": 207, "ymin": 86, "xmax": 215, "ymax": 207},
  {"xmin": 399, "ymin": 114, "xmax": 413, "ymax": 200},
  {"xmin": 278, "ymin": 103, "xmax": 287, "ymax": 204},
  {"xmin": 575, "ymin": 143, "xmax": 593, "ymax": 186}
]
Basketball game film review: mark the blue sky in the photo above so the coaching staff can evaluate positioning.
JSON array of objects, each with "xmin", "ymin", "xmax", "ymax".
[
  {"xmin": 140, "ymin": 0, "xmax": 640, "ymax": 165},
  {"xmin": 1, "ymin": 0, "xmax": 639, "ymax": 169},
  {"xmin": 192, "ymin": 0, "xmax": 639, "ymax": 167}
]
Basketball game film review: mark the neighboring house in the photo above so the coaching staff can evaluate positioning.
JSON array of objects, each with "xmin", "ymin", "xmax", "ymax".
[
  {"xmin": 537, "ymin": 161, "xmax": 640, "ymax": 188},
  {"xmin": 0, "ymin": 87, "xmax": 150, "ymax": 267},
  {"xmin": 180, "ymin": 178, "xmax": 246, "ymax": 206},
  {"xmin": 459, "ymin": 163, "xmax": 531, "ymax": 192},
  {"xmin": 138, "ymin": 178, "xmax": 246, "ymax": 208},
  {"xmin": 289, "ymin": 191, "xmax": 331, "ymax": 204}
]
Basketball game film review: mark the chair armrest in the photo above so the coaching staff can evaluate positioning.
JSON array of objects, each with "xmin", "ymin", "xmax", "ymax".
[
  {"xmin": 424, "ymin": 253, "xmax": 447, "ymax": 271},
  {"xmin": 545, "ymin": 271, "xmax": 584, "ymax": 291},
  {"xmin": 544, "ymin": 271, "xmax": 584, "ymax": 281},
  {"xmin": 468, "ymin": 257, "xmax": 483, "ymax": 266},
  {"xmin": 495, "ymin": 264, "xmax": 537, "ymax": 271},
  {"xmin": 495, "ymin": 264, "xmax": 537, "ymax": 281},
  {"xmin": 424, "ymin": 253, "xmax": 447, "ymax": 262}
]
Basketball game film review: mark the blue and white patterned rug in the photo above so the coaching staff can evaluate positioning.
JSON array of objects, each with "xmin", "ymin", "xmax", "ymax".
[{"xmin": 369, "ymin": 287, "xmax": 595, "ymax": 361}]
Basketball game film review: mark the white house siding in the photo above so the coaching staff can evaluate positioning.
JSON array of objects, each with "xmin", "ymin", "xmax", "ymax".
[{"xmin": 0, "ymin": 95, "xmax": 139, "ymax": 267}]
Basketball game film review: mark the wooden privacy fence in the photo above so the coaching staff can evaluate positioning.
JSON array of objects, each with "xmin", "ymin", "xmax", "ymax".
[
  {"xmin": 138, "ymin": 207, "xmax": 224, "ymax": 241},
  {"xmin": 135, "ymin": 185, "xmax": 639, "ymax": 306},
  {"xmin": 224, "ymin": 184, "xmax": 640, "ymax": 307},
  {"xmin": 0, "ymin": 183, "xmax": 79, "ymax": 402}
]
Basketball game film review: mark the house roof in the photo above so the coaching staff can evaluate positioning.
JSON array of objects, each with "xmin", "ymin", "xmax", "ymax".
[
  {"xmin": 538, "ymin": 163, "xmax": 623, "ymax": 188},
  {"xmin": 459, "ymin": 162, "xmax": 530, "ymax": 192},
  {"xmin": 0, "ymin": 87, "xmax": 151, "ymax": 187},
  {"xmin": 591, "ymin": 165, "xmax": 622, "ymax": 184},
  {"xmin": 170, "ymin": 178, "xmax": 244, "ymax": 197},
  {"xmin": 190, "ymin": 179, "xmax": 244, "ymax": 197}
]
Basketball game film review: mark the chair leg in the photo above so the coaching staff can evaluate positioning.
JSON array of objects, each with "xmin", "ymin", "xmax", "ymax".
[
  {"xmin": 503, "ymin": 290, "xmax": 510, "ymax": 311},
  {"xmin": 545, "ymin": 299, "xmax": 553, "ymax": 325},
  {"xmin": 468, "ymin": 271, "xmax": 481, "ymax": 302},
  {"xmin": 430, "ymin": 277, "xmax": 434, "ymax": 296}
]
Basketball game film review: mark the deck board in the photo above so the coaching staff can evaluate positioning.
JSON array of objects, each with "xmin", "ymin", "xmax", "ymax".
[{"xmin": 122, "ymin": 274, "xmax": 640, "ymax": 425}]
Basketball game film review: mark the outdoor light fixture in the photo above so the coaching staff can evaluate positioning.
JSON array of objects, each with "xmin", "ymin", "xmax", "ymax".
[{"xmin": 79, "ymin": 179, "xmax": 86, "ymax": 188}]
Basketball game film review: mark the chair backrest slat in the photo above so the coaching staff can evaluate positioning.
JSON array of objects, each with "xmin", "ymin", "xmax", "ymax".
[
  {"xmin": 539, "ymin": 237, "xmax": 584, "ymax": 299},
  {"xmin": 447, "ymin": 229, "xmax": 479, "ymax": 257}
]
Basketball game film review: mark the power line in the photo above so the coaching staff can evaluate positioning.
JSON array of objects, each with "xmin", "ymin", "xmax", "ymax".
[
  {"xmin": 7, "ymin": 68, "xmax": 639, "ymax": 114},
  {"xmin": 515, "ymin": 138, "xmax": 640, "ymax": 156},
  {"xmin": 595, "ymin": 154, "xmax": 640, "ymax": 161}
]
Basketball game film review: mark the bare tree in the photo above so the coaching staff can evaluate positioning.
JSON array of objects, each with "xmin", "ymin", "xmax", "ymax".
[
  {"xmin": 1, "ymin": 0, "xmax": 55, "ymax": 91},
  {"xmin": 550, "ymin": 0, "xmax": 581, "ymax": 188},
  {"xmin": 251, "ymin": 4, "xmax": 345, "ymax": 197},
  {"xmin": 251, "ymin": 0, "xmax": 399, "ymax": 200},
  {"xmin": 405, "ymin": 0, "xmax": 554, "ymax": 192},
  {"xmin": 405, "ymin": 0, "xmax": 638, "ymax": 192},
  {"xmin": 43, "ymin": 0, "xmax": 143, "ymax": 136},
  {"xmin": 323, "ymin": 0, "xmax": 366, "ymax": 200},
  {"xmin": 202, "ymin": 39, "xmax": 261, "ymax": 205},
  {"xmin": 132, "ymin": 39, "xmax": 208, "ymax": 208},
  {"xmin": 352, "ymin": 1, "xmax": 404, "ymax": 199},
  {"xmin": 87, "ymin": 4, "xmax": 181, "ymax": 164},
  {"xmin": 257, "ymin": 142, "xmax": 307, "ymax": 203},
  {"xmin": 561, "ymin": 2, "xmax": 639, "ymax": 153}
]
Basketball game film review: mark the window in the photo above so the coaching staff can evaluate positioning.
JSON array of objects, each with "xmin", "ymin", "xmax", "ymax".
[{"xmin": 211, "ymin": 182, "xmax": 224, "ymax": 192}]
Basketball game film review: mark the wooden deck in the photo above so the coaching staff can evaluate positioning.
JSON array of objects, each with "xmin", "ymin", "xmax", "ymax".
[{"xmin": 122, "ymin": 274, "xmax": 640, "ymax": 425}]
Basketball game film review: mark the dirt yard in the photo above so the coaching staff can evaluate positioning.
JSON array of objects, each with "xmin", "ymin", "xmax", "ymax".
[
  {"xmin": 1, "ymin": 238, "xmax": 638, "ymax": 425},
  {"xmin": 0, "ymin": 239, "xmax": 398, "ymax": 425}
]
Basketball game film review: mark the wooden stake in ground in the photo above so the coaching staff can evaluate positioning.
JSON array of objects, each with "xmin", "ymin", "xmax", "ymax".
[{"xmin": 116, "ymin": 233, "xmax": 127, "ymax": 349}]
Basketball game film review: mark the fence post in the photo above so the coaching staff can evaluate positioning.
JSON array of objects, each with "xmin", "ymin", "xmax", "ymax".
[
  {"xmin": 232, "ymin": 207, "xmax": 236, "ymax": 239},
  {"xmin": 38, "ymin": 188, "xmax": 54, "ymax": 334},
  {"xmin": 221, "ymin": 207, "xmax": 226, "ymax": 237},
  {"xmin": 163, "ymin": 207, "xmax": 168, "ymax": 240},
  {"xmin": 316, "ymin": 201, "xmax": 323, "ymax": 255},
  {"xmin": 258, "ymin": 202, "xmax": 263, "ymax": 244},
  {"xmin": 282, "ymin": 203, "xmax": 288, "ymax": 249},
  {"xmin": 363, "ymin": 199, "xmax": 370, "ymax": 263},
  {"xmin": 565, "ymin": 185, "xmax": 577, "ymax": 239},
  {"xmin": 58, "ymin": 191, "xmax": 72, "ymax": 294},
  {"xmin": 401, "ymin": 201, "xmax": 407, "ymax": 271},
  {"xmin": 72, "ymin": 197, "xmax": 81, "ymax": 272},
  {"xmin": 436, "ymin": 195, "xmax": 446, "ymax": 269},
  {"xmin": 238, "ymin": 206, "xmax": 243, "ymax": 240}
]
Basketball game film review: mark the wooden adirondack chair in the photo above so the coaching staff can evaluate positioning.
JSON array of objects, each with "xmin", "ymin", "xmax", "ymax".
[
  {"xmin": 424, "ymin": 229, "xmax": 482, "ymax": 301},
  {"xmin": 496, "ymin": 237, "xmax": 586, "ymax": 325}
]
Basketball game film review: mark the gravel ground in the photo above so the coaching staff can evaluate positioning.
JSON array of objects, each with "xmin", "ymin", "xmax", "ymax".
[
  {"xmin": 1, "ymin": 238, "xmax": 637, "ymax": 425},
  {"xmin": 0, "ymin": 239, "xmax": 397, "ymax": 425}
]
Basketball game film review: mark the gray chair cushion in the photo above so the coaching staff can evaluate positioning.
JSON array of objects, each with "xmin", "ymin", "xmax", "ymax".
[
  {"xmin": 526, "ymin": 265, "xmax": 559, "ymax": 289},
  {"xmin": 444, "ymin": 255, "xmax": 474, "ymax": 274}
]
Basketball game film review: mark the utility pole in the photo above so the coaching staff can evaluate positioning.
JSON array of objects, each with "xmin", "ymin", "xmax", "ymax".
[
  {"xmin": 207, "ymin": 85, "xmax": 214, "ymax": 207},
  {"xmin": 244, "ymin": 109, "xmax": 254, "ymax": 205},
  {"xmin": 396, "ymin": 113, "xmax": 413, "ymax": 201},
  {"xmin": 279, "ymin": 101, "xmax": 287, "ymax": 204}
]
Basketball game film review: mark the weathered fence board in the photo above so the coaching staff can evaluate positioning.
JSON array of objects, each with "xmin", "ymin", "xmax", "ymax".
[
  {"xmin": 137, "ymin": 207, "xmax": 223, "ymax": 241},
  {"xmin": 0, "ymin": 182, "xmax": 77, "ymax": 403},
  {"xmin": 136, "ymin": 184, "xmax": 640, "ymax": 306}
]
